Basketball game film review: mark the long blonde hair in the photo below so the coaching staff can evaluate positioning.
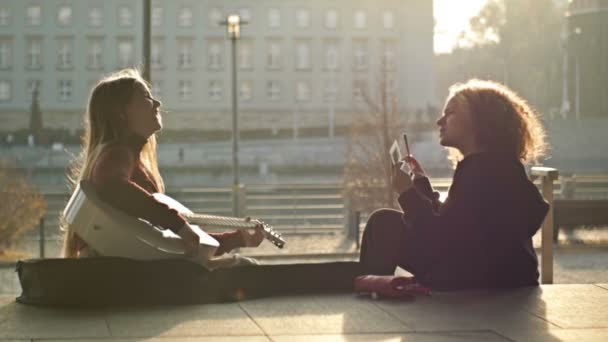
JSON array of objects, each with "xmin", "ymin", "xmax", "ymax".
[
  {"xmin": 61, "ymin": 68, "xmax": 164, "ymax": 257},
  {"xmin": 445, "ymin": 79, "xmax": 548, "ymax": 167}
]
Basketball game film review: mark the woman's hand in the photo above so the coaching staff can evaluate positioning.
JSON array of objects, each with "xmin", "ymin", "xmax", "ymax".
[
  {"xmin": 391, "ymin": 162, "xmax": 414, "ymax": 194},
  {"xmin": 403, "ymin": 155, "xmax": 426, "ymax": 179},
  {"xmin": 177, "ymin": 223, "xmax": 200, "ymax": 257},
  {"xmin": 241, "ymin": 217, "xmax": 266, "ymax": 248}
]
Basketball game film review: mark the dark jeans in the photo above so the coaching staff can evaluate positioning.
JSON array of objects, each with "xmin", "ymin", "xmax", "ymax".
[{"xmin": 360, "ymin": 208, "xmax": 419, "ymax": 276}]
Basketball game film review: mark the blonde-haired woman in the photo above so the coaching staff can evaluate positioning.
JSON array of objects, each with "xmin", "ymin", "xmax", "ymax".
[
  {"xmin": 360, "ymin": 79, "xmax": 549, "ymax": 290},
  {"xmin": 62, "ymin": 69, "xmax": 263, "ymax": 267}
]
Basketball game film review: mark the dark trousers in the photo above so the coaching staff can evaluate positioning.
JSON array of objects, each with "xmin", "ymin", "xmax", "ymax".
[{"xmin": 360, "ymin": 208, "xmax": 418, "ymax": 275}]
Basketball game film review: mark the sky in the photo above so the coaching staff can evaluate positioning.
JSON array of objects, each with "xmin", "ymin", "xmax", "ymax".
[{"xmin": 434, "ymin": 0, "xmax": 488, "ymax": 54}]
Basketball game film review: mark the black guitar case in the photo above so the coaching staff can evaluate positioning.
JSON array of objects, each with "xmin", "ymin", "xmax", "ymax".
[{"xmin": 15, "ymin": 257, "xmax": 363, "ymax": 307}]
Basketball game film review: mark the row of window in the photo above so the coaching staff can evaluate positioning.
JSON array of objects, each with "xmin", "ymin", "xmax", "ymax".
[
  {"xmin": 0, "ymin": 38, "xmax": 397, "ymax": 71},
  {"xmin": 0, "ymin": 5, "xmax": 396, "ymax": 30},
  {"xmin": 0, "ymin": 79, "xmax": 396, "ymax": 103}
]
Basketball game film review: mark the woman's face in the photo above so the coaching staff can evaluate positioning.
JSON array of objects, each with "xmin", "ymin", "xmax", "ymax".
[
  {"xmin": 436, "ymin": 94, "xmax": 476, "ymax": 151},
  {"xmin": 125, "ymin": 83, "xmax": 162, "ymax": 139}
]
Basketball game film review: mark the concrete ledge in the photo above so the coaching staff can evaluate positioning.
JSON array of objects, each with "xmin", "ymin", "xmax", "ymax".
[{"xmin": 1, "ymin": 284, "xmax": 607, "ymax": 341}]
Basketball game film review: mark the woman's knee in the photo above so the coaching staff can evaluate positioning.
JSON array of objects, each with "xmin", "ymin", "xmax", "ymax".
[{"xmin": 365, "ymin": 208, "xmax": 403, "ymax": 233}]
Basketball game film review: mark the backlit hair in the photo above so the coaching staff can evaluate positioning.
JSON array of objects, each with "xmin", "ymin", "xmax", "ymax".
[{"xmin": 445, "ymin": 79, "xmax": 548, "ymax": 166}]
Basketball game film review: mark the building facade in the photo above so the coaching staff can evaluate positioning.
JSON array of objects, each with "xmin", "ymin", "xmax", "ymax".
[
  {"xmin": 565, "ymin": 0, "xmax": 608, "ymax": 118},
  {"xmin": 0, "ymin": 0, "xmax": 435, "ymax": 136}
]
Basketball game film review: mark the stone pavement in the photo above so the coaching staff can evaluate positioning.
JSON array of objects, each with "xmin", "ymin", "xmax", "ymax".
[{"xmin": 1, "ymin": 284, "xmax": 607, "ymax": 341}]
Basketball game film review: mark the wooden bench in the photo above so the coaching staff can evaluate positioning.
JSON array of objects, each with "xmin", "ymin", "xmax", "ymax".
[
  {"xmin": 553, "ymin": 199, "xmax": 608, "ymax": 240},
  {"xmin": 530, "ymin": 167, "xmax": 559, "ymax": 285}
]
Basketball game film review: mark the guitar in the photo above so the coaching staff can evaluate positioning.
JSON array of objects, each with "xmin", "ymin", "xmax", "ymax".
[
  {"xmin": 152, "ymin": 192, "xmax": 285, "ymax": 249},
  {"xmin": 63, "ymin": 181, "xmax": 285, "ymax": 265}
]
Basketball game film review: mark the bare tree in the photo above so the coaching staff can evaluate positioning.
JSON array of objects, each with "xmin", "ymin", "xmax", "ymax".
[
  {"xmin": 0, "ymin": 160, "xmax": 47, "ymax": 255},
  {"xmin": 343, "ymin": 66, "xmax": 411, "ymax": 214}
]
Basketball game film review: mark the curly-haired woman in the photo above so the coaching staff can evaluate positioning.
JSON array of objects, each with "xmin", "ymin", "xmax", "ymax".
[{"xmin": 360, "ymin": 79, "xmax": 549, "ymax": 290}]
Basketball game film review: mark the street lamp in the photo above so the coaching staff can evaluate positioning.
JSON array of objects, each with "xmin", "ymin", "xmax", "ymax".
[{"xmin": 221, "ymin": 15, "xmax": 246, "ymax": 216}]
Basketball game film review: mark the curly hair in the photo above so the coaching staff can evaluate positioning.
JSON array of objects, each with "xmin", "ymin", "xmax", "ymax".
[{"xmin": 445, "ymin": 79, "xmax": 548, "ymax": 166}]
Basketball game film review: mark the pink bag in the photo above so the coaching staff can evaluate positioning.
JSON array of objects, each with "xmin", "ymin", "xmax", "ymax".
[{"xmin": 354, "ymin": 275, "xmax": 432, "ymax": 299}]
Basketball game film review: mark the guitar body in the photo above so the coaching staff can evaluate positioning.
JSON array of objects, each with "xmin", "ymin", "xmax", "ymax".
[
  {"xmin": 64, "ymin": 181, "xmax": 285, "ymax": 269},
  {"xmin": 63, "ymin": 181, "xmax": 228, "ymax": 268}
]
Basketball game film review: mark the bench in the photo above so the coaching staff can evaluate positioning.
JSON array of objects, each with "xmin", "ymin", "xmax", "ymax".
[
  {"xmin": 530, "ymin": 167, "xmax": 558, "ymax": 284},
  {"xmin": 553, "ymin": 199, "xmax": 608, "ymax": 240}
]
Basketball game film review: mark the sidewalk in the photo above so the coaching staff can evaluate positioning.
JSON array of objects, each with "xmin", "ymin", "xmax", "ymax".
[{"xmin": 1, "ymin": 284, "xmax": 607, "ymax": 341}]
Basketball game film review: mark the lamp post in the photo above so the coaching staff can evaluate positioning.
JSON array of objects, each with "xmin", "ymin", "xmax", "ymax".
[
  {"xmin": 142, "ymin": 0, "xmax": 151, "ymax": 82},
  {"xmin": 221, "ymin": 15, "xmax": 245, "ymax": 216}
]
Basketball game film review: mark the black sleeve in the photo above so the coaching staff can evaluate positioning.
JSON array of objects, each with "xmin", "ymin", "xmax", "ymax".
[{"xmin": 397, "ymin": 166, "xmax": 486, "ymax": 257}]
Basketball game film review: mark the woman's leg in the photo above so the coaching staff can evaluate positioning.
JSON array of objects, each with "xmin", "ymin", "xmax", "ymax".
[{"xmin": 359, "ymin": 208, "xmax": 410, "ymax": 275}]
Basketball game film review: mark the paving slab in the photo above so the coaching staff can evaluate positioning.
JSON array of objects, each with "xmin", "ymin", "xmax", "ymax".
[
  {"xmin": 502, "ymin": 328, "xmax": 608, "ymax": 342},
  {"xmin": 0, "ymin": 296, "xmax": 110, "ymax": 340},
  {"xmin": 104, "ymin": 303, "xmax": 263, "ymax": 338},
  {"xmin": 375, "ymin": 287, "xmax": 556, "ymax": 334},
  {"xmin": 269, "ymin": 332, "xmax": 510, "ymax": 341},
  {"xmin": 36, "ymin": 337, "xmax": 270, "ymax": 342},
  {"xmin": 520, "ymin": 284, "xmax": 608, "ymax": 329},
  {"xmin": 239, "ymin": 294, "xmax": 411, "ymax": 335}
]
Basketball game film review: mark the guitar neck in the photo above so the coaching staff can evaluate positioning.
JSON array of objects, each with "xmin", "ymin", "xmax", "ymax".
[{"xmin": 183, "ymin": 213, "xmax": 256, "ymax": 230}]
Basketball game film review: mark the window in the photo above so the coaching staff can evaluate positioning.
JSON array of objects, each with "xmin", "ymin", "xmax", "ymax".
[
  {"xmin": 118, "ymin": 6, "xmax": 133, "ymax": 27},
  {"xmin": 0, "ymin": 7, "xmax": 10, "ymax": 26},
  {"xmin": 57, "ymin": 38, "xmax": 73, "ymax": 69},
  {"xmin": 295, "ymin": 41, "xmax": 311, "ymax": 70},
  {"xmin": 238, "ymin": 40, "xmax": 253, "ymax": 69},
  {"xmin": 151, "ymin": 81, "xmax": 162, "ymax": 99},
  {"xmin": 209, "ymin": 80, "xmax": 222, "ymax": 101},
  {"xmin": 353, "ymin": 40, "xmax": 367, "ymax": 70},
  {"xmin": 0, "ymin": 39, "xmax": 11, "ymax": 69},
  {"xmin": 27, "ymin": 6, "xmax": 42, "ymax": 26},
  {"xmin": 0, "ymin": 80, "xmax": 10, "ymax": 101},
  {"xmin": 151, "ymin": 39, "xmax": 163, "ymax": 69},
  {"xmin": 57, "ymin": 6, "xmax": 72, "ymax": 26},
  {"xmin": 179, "ymin": 80, "xmax": 192, "ymax": 101},
  {"xmin": 239, "ymin": 8, "xmax": 251, "ymax": 22},
  {"xmin": 26, "ymin": 38, "xmax": 42, "ymax": 69},
  {"xmin": 178, "ymin": 7, "xmax": 193, "ymax": 27},
  {"xmin": 353, "ymin": 80, "xmax": 367, "ymax": 101},
  {"xmin": 117, "ymin": 39, "xmax": 134, "ymax": 67},
  {"xmin": 267, "ymin": 40, "xmax": 281, "ymax": 69},
  {"xmin": 87, "ymin": 38, "xmax": 103, "ymax": 69},
  {"xmin": 89, "ymin": 7, "xmax": 103, "ymax": 27},
  {"xmin": 325, "ymin": 42, "xmax": 338, "ymax": 70},
  {"xmin": 324, "ymin": 80, "xmax": 338, "ymax": 102},
  {"xmin": 382, "ymin": 41, "xmax": 396, "ymax": 70},
  {"xmin": 239, "ymin": 81, "xmax": 252, "ymax": 101},
  {"xmin": 354, "ymin": 10, "xmax": 366, "ymax": 29},
  {"xmin": 209, "ymin": 8, "xmax": 222, "ymax": 28},
  {"xmin": 58, "ymin": 80, "xmax": 72, "ymax": 101},
  {"xmin": 268, "ymin": 8, "xmax": 280, "ymax": 28},
  {"xmin": 296, "ymin": 9, "xmax": 310, "ymax": 28},
  {"xmin": 383, "ymin": 11, "xmax": 394, "ymax": 29},
  {"xmin": 152, "ymin": 7, "xmax": 163, "ymax": 27},
  {"xmin": 325, "ymin": 10, "xmax": 338, "ymax": 29},
  {"xmin": 208, "ymin": 41, "xmax": 222, "ymax": 69},
  {"xmin": 177, "ymin": 39, "xmax": 193, "ymax": 69},
  {"xmin": 296, "ymin": 81, "xmax": 311, "ymax": 102},
  {"xmin": 27, "ymin": 80, "xmax": 41, "ymax": 100},
  {"xmin": 267, "ymin": 81, "xmax": 280, "ymax": 101}
]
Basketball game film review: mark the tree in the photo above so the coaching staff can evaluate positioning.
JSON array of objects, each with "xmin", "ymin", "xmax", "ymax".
[
  {"xmin": 0, "ymin": 160, "xmax": 47, "ymax": 254},
  {"xmin": 438, "ymin": 0, "xmax": 564, "ymax": 112},
  {"xmin": 28, "ymin": 85, "xmax": 44, "ymax": 145},
  {"xmin": 343, "ymin": 67, "xmax": 414, "ymax": 213}
]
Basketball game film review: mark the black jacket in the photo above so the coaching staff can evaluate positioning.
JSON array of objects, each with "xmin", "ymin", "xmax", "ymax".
[{"xmin": 399, "ymin": 153, "xmax": 549, "ymax": 290}]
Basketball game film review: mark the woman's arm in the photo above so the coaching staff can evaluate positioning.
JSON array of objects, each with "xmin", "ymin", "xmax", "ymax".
[{"xmin": 90, "ymin": 144, "xmax": 187, "ymax": 233}]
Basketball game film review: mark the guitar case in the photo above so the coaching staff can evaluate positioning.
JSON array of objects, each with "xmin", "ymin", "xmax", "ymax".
[{"xmin": 15, "ymin": 257, "xmax": 363, "ymax": 307}]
